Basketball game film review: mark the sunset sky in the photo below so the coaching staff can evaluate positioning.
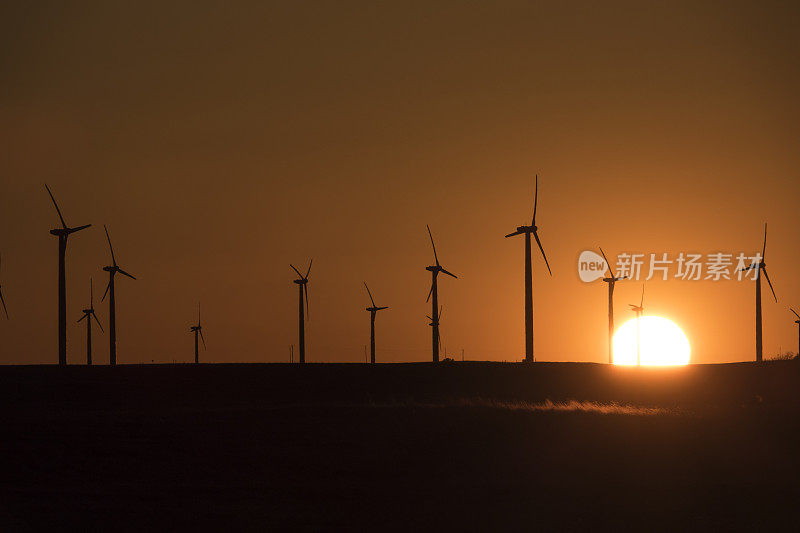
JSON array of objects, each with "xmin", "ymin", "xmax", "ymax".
[{"xmin": 2, "ymin": 1, "xmax": 800, "ymax": 364}]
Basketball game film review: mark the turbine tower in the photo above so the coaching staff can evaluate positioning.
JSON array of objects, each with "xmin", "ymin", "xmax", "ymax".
[
  {"xmin": 101, "ymin": 225, "xmax": 136, "ymax": 365},
  {"xmin": 629, "ymin": 285, "xmax": 645, "ymax": 366},
  {"xmin": 290, "ymin": 260, "xmax": 312, "ymax": 363},
  {"xmin": 427, "ymin": 305, "xmax": 443, "ymax": 356},
  {"xmin": 190, "ymin": 303, "xmax": 206, "ymax": 364},
  {"xmin": 505, "ymin": 174, "xmax": 552, "ymax": 363},
  {"xmin": 0, "ymin": 253, "xmax": 8, "ymax": 320},
  {"xmin": 425, "ymin": 226, "xmax": 457, "ymax": 363},
  {"xmin": 739, "ymin": 223, "xmax": 777, "ymax": 362},
  {"xmin": 77, "ymin": 278, "xmax": 103, "ymax": 365},
  {"xmin": 45, "ymin": 184, "xmax": 91, "ymax": 365},
  {"xmin": 790, "ymin": 308, "xmax": 800, "ymax": 359},
  {"xmin": 599, "ymin": 247, "xmax": 627, "ymax": 364},
  {"xmin": 363, "ymin": 283, "xmax": 388, "ymax": 364}
]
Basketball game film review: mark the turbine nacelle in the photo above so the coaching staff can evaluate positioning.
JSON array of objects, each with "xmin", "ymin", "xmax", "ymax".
[{"xmin": 49, "ymin": 225, "xmax": 91, "ymax": 237}]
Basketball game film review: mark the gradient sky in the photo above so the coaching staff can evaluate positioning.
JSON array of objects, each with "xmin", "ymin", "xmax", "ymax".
[{"xmin": 2, "ymin": 1, "xmax": 800, "ymax": 364}]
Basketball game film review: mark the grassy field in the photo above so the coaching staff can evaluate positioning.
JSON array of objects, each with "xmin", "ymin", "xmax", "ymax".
[{"xmin": 2, "ymin": 361, "xmax": 800, "ymax": 531}]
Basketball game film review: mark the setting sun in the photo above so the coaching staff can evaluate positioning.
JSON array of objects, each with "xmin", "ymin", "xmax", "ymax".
[{"xmin": 613, "ymin": 316, "xmax": 690, "ymax": 366}]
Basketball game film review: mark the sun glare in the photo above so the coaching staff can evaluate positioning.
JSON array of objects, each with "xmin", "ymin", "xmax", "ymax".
[{"xmin": 613, "ymin": 316, "xmax": 690, "ymax": 366}]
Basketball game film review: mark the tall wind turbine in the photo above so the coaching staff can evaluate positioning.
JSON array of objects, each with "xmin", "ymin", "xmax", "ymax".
[
  {"xmin": 290, "ymin": 260, "xmax": 312, "ymax": 363},
  {"xmin": 790, "ymin": 308, "xmax": 800, "ymax": 358},
  {"xmin": 599, "ymin": 247, "xmax": 627, "ymax": 364},
  {"xmin": 77, "ymin": 278, "xmax": 103, "ymax": 365},
  {"xmin": 505, "ymin": 175, "xmax": 552, "ymax": 363},
  {"xmin": 425, "ymin": 226, "xmax": 457, "ymax": 363},
  {"xmin": 101, "ymin": 225, "xmax": 136, "ymax": 365},
  {"xmin": 629, "ymin": 285, "xmax": 645, "ymax": 366},
  {"xmin": 0, "ymin": 253, "xmax": 8, "ymax": 320},
  {"xmin": 190, "ymin": 303, "xmax": 205, "ymax": 364},
  {"xmin": 45, "ymin": 184, "xmax": 91, "ymax": 365},
  {"xmin": 363, "ymin": 283, "xmax": 388, "ymax": 364},
  {"xmin": 739, "ymin": 223, "xmax": 778, "ymax": 362}
]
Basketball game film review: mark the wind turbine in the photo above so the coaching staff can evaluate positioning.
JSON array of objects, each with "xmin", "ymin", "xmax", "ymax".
[
  {"xmin": 77, "ymin": 278, "xmax": 103, "ymax": 365},
  {"xmin": 427, "ymin": 305, "xmax": 444, "ymax": 356},
  {"xmin": 425, "ymin": 226, "xmax": 457, "ymax": 363},
  {"xmin": 505, "ymin": 174, "xmax": 552, "ymax": 363},
  {"xmin": 739, "ymin": 223, "xmax": 777, "ymax": 362},
  {"xmin": 45, "ymin": 184, "xmax": 91, "ymax": 365},
  {"xmin": 599, "ymin": 247, "xmax": 627, "ymax": 364},
  {"xmin": 190, "ymin": 303, "xmax": 206, "ymax": 364},
  {"xmin": 364, "ymin": 283, "xmax": 389, "ymax": 364},
  {"xmin": 101, "ymin": 225, "xmax": 136, "ymax": 365},
  {"xmin": 790, "ymin": 308, "xmax": 800, "ymax": 358},
  {"xmin": 0, "ymin": 253, "xmax": 8, "ymax": 320},
  {"xmin": 629, "ymin": 285, "xmax": 645, "ymax": 366},
  {"xmin": 290, "ymin": 260, "xmax": 312, "ymax": 363}
]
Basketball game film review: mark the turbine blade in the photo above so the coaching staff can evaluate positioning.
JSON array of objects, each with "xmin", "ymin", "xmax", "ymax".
[
  {"xmin": 441, "ymin": 268, "xmax": 458, "ymax": 279},
  {"xmin": 599, "ymin": 247, "xmax": 612, "ymax": 275},
  {"xmin": 426, "ymin": 225, "xmax": 440, "ymax": 266},
  {"xmin": 426, "ymin": 282, "xmax": 433, "ymax": 303},
  {"xmin": 200, "ymin": 330, "xmax": 206, "ymax": 349},
  {"xmin": 439, "ymin": 305, "xmax": 443, "ymax": 320},
  {"xmin": 532, "ymin": 174, "xmax": 538, "ymax": 226},
  {"xmin": 377, "ymin": 306, "xmax": 389, "ymax": 311},
  {"xmin": 532, "ymin": 230, "xmax": 552, "ymax": 276},
  {"xmin": 290, "ymin": 264, "xmax": 303, "ymax": 279},
  {"xmin": 505, "ymin": 230, "xmax": 523, "ymax": 238},
  {"xmin": 305, "ymin": 258, "xmax": 313, "ymax": 279},
  {"xmin": 791, "ymin": 307, "xmax": 800, "ymax": 320},
  {"xmin": 78, "ymin": 313, "xmax": 87, "ymax": 323},
  {"xmin": 0, "ymin": 288, "xmax": 6, "ymax": 319},
  {"xmin": 762, "ymin": 222, "xmax": 768, "ymax": 260},
  {"xmin": 762, "ymin": 267, "xmax": 777, "ymax": 303},
  {"xmin": 364, "ymin": 282, "xmax": 376, "ymax": 307},
  {"xmin": 69, "ymin": 224, "xmax": 91, "ymax": 234},
  {"xmin": 426, "ymin": 315, "xmax": 433, "ymax": 321},
  {"xmin": 101, "ymin": 280, "xmax": 111, "ymax": 302},
  {"xmin": 93, "ymin": 312, "xmax": 104, "ymax": 333},
  {"xmin": 117, "ymin": 268, "xmax": 136, "ymax": 280},
  {"xmin": 44, "ymin": 184, "xmax": 67, "ymax": 229},
  {"xmin": 640, "ymin": 284, "xmax": 645, "ymax": 307},
  {"xmin": 104, "ymin": 225, "xmax": 117, "ymax": 267}
]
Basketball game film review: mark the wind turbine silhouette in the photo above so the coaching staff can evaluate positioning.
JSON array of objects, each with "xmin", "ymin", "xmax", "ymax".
[
  {"xmin": 45, "ymin": 184, "xmax": 91, "ymax": 365},
  {"xmin": 290, "ymin": 260, "xmax": 312, "ymax": 363},
  {"xmin": 790, "ymin": 308, "xmax": 800, "ymax": 358},
  {"xmin": 427, "ymin": 305, "xmax": 444, "ymax": 356},
  {"xmin": 101, "ymin": 225, "xmax": 136, "ymax": 365},
  {"xmin": 599, "ymin": 247, "xmax": 627, "ymax": 364},
  {"xmin": 629, "ymin": 285, "xmax": 645, "ymax": 366},
  {"xmin": 364, "ymin": 283, "xmax": 388, "ymax": 364},
  {"xmin": 77, "ymin": 278, "xmax": 103, "ymax": 365},
  {"xmin": 505, "ymin": 175, "xmax": 552, "ymax": 363},
  {"xmin": 0, "ymin": 253, "xmax": 8, "ymax": 320},
  {"xmin": 739, "ymin": 223, "xmax": 777, "ymax": 362},
  {"xmin": 190, "ymin": 303, "xmax": 205, "ymax": 364},
  {"xmin": 425, "ymin": 226, "xmax": 457, "ymax": 363}
]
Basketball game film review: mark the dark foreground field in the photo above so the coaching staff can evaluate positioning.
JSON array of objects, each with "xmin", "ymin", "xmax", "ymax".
[{"xmin": 3, "ymin": 361, "xmax": 800, "ymax": 531}]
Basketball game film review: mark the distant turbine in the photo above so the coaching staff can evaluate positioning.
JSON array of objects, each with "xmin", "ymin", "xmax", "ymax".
[
  {"xmin": 426, "ymin": 305, "xmax": 444, "ymax": 356},
  {"xmin": 628, "ymin": 285, "xmax": 645, "ymax": 366},
  {"xmin": 363, "ymin": 283, "xmax": 389, "ymax": 364},
  {"xmin": 505, "ymin": 174, "xmax": 552, "ymax": 363},
  {"xmin": 77, "ymin": 278, "xmax": 103, "ymax": 365},
  {"xmin": 599, "ymin": 247, "xmax": 627, "ymax": 364},
  {"xmin": 0, "ymin": 253, "xmax": 8, "ymax": 319},
  {"xmin": 101, "ymin": 225, "xmax": 136, "ymax": 365},
  {"xmin": 290, "ymin": 260, "xmax": 312, "ymax": 363},
  {"xmin": 739, "ymin": 223, "xmax": 777, "ymax": 362},
  {"xmin": 45, "ymin": 184, "xmax": 91, "ymax": 365},
  {"xmin": 425, "ymin": 226, "xmax": 457, "ymax": 363},
  {"xmin": 190, "ymin": 303, "xmax": 206, "ymax": 364},
  {"xmin": 790, "ymin": 308, "xmax": 800, "ymax": 358}
]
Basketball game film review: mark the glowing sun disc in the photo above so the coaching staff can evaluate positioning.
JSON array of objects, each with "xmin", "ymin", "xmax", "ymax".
[{"xmin": 613, "ymin": 316, "xmax": 690, "ymax": 366}]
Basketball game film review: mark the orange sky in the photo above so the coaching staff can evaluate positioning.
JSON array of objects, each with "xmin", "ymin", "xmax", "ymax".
[{"xmin": 2, "ymin": 1, "xmax": 800, "ymax": 364}]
